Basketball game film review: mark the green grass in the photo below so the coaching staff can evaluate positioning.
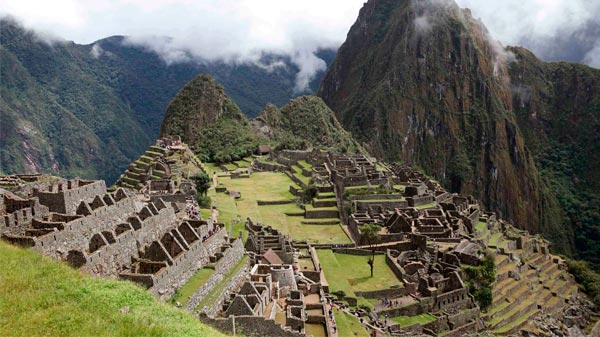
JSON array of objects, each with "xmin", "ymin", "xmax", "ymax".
[
  {"xmin": 334, "ymin": 309, "xmax": 369, "ymax": 337},
  {"xmin": 203, "ymin": 162, "xmax": 223, "ymax": 174},
  {"xmin": 200, "ymin": 209, "xmax": 212, "ymax": 220},
  {"xmin": 415, "ymin": 202, "xmax": 437, "ymax": 209},
  {"xmin": 0, "ymin": 241, "xmax": 227, "ymax": 337},
  {"xmin": 223, "ymin": 163, "xmax": 237, "ymax": 171},
  {"xmin": 233, "ymin": 159, "xmax": 251, "ymax": 168},
  {"xmin": 196, "ymin": 256, "xmax": 249, "ymax": 310},
  {"xmin": 171, "ymin": 268, "xmax": 215, "ymax": 306},
  {"xmin": 297, "ymin": 160, "xmax": 313, "ymax": 171},
  {"xmin": 213, "ymin": 172, "xmax": 350, "ymax": 244},
  {"xmin": 316, "ymin": 191, "xmax": 336, "ymax": 198},
  {"xmin": 317, "ymin": 250, "xmax": 402, "ymax": 308},
  {"xmin": 391, "ymin": 313, "xmax": 436, "ymax": 327},
  {"xmin": 475, "ymin": 221, "xmax": 487, "ymax": 233},
  {"xmin": 489, "ymin": 233, "xmax": 503, "ymax": 246}
]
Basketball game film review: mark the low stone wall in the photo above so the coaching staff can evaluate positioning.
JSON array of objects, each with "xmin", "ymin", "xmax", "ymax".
[
  {"xmin": 289, "ymin": 185, "xmax": 302, "ymax": 197},
  {"xmin": 406, "ymin": 195, "xmax": 435, "ymax": 207},
  {"xmin": 253, "ymin": 160, "xmax": 288, "ymax": 172},
  {"xmin": 198, "ymin": 257, "xmax": 250, "ymax": 317},
  {"xmin": 285, "ymin": 171, "xmax": 306, "ymax": 189},
  {"xmin": 257, "ymin": 200, "xmax": 295, "ymax": 205},
  {"xmin": 386, "ymin": 251, "xmax": 404, "ymax": 282},
  {"xmin": 305, "ymin": 209, "xmax": 339, "ymax": 219},
  {"xmin": 377, "ymin": 297, "xmax": 434, "ymax": 317},
  {"xmin": 277, "ymin": 156, "xmax": 298, "ymax": 167},
  {"xmin": 355, "ymin": 200, "xmax": 408, "ymax": 212},
  {"xmin": 185, "ymin": 239, "xmax": 245, "ymax": 311},
  {"xmin": 332, "ymin": 248, "xmax": 384, "ymax": 256},
  {"xmin": 355, "ymin": 287, "xmax": 406, "ymax": 299},
  {"xmin": 199, "ymin": 315, "xmax": 305, "ymax": 337}
]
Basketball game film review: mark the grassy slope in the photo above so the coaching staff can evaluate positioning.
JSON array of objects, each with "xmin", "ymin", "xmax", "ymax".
[
  {"xmin": 317, "ymin": 250, "xmax": 402, "ymax": 308},
  {"xmin": 334, "ymin": 309, "xmax": 369, "ymax": 337},
  {"xmin": 0, "ymin": 242, "xmax": 227, "ymax": 337}
]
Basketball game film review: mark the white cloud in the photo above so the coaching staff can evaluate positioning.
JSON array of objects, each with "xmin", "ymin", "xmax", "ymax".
[
  {"xmin": 1, "ymin": 0, "xmax": 599, "ymax": 87},
  {"xmin": 584, "ymin": 42, "xmax": 600, "ymax": 69},
  {"xmin": 0, "ymin": 0, "xmax": 365, "ymax": 91}
]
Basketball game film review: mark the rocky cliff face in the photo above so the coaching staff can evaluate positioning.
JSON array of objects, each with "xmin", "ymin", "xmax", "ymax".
[
  {"xmin": 319, "ymin": 0, "xmax": 585, "ymax": 254},
  {"xmin": 508, "ymin": 48, "xmax": 600, "ymax": 266}
]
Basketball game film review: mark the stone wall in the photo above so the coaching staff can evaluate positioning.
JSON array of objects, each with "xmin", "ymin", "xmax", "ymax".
[
  {"xmin": 199, "ymin": 315, "xmax": 305, "ymax": 337},
  {"xmin": 36, "ymin": 180, "xmax": 107, "ymax": 214},
  {"xmin": 355, "ymin": 287, "xmax": 406, "ymax": 299},
  {"xmin": 253, "ymin": 160, "xmax": 289, "ymax": 172},
  {"xmin": 32, "ymin": 195, "xmax": 137, "ymax": 259},
  {"xmin": 355, "ymin": 200, "xmax": 408, "ymax": 212},
  {"xmin": 184, "ymin": 238, "xmax": 246, "ymax": 311},
  {"xmin": 406, "ymin": 195, "xmax": 435, "ymax": 207}
]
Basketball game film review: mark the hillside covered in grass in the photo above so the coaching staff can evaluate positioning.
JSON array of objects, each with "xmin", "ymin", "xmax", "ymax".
[{"xmin": 0, "ymin": 241, "xmax": 228, "ymax": 337}]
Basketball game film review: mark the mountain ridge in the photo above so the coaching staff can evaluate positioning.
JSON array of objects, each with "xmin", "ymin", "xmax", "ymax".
[
  {"xmin": 318, "ymin": 0, "xmax": 600, "ymax": 262},
  {"xmin": 0, "ymin": 17, "xmax": 335, "ymax": 183}
]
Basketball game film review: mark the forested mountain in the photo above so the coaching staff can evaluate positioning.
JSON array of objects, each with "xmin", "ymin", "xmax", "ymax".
[
  {"xmin": 319, "ymin": 0, "xmax": 600, "ymax": 267},
  {"xmin": 0, "ymin": 17, "xmax": 334, "ymax": 182}
]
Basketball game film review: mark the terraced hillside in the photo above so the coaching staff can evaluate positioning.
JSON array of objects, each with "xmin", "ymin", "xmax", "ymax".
[
  {"xmin": 473, "ymin": 218, "xmax": 580, "ymax": 335},
  {"xmin": 115, "ymin": 141, "xmax": 204, "ymax": 191}
]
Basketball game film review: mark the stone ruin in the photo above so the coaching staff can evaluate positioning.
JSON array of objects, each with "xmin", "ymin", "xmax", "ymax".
[
  {"xmin": 0, "ymin": 174, "xmax": 231, "ymax": 300},
  {"xmin": 200, "ymin": 221, "xmax": 333, "ymax": 337},
  {"xmin": 116, "ymin": 137, "xmax": 202, "ymax": 203}
]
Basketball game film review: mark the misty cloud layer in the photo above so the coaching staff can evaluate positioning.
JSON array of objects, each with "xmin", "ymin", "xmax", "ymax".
[{"xmin": 1, "ymin": 0, "xmax": 599, "ymax": 90}]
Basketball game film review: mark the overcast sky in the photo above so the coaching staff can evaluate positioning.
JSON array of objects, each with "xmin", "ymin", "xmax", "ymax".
[{"xmin": 1, "ymin": 0, "xmax": 599, "ymax": 88}]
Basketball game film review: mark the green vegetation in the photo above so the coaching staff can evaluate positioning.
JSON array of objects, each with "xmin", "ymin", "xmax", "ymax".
[
  {"xmin": 1, "ymin": 20, "xmax": 334, "ymax": 183},
  {"xmin": 196, "ymin": 256, "xmax": 249, "ymax": 310},
  {"xmin": 191, "ymin": 172, "xmax": 212, "ymax": 195},
  {"xmin": 463, "ymin": 251, "xmax": 496, "ymax": 309},
  {"xmin": 212, "ymin": 172, "xmax": 350, "ymax": 244},
  {"xmin": 391, "ymin": 313, "xmax": 437, "ymax": 327},
  {"xmin": 359, "ymin": 223, "xmax": 382, "ymax": 277},
  {"xmin": 0, "ymin": 241, "xmax": 227, "ymax": 337},
  {"xmin": 566, "ymin": 259, "xmax": 600, "ymax": 307},
  {"xmin": 170, "ymin": 268, "xmax": 215, "ymax": 307},
  {"xmin": 256, "ymin": 96, "xmax": 364, "ymax": 154},
  {"xmin": 334, "ymin": 309, "xmax": 369, "ymax": 337},
  {"xmin": 317, "ymin": 250, "xmax": 402, "ymax": 309}
]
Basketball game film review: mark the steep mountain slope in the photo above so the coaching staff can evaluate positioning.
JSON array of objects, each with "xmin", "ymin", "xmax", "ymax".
[
  {"xmin": 508, "ymin": 48, "xmax": 600, "ymax": 267},
  {"xmin": 159, "ymin": 74, "xmax": 361, "ymax": 162},
  {"xmin": 0, "ymin": 18, "xmax": 334, "ymax": 182},
  {"xmin": 159, "ymin": 74, "xmax": 257, "ymax": 163},
  {"xmin": 318, "ymin": 0, "xmax": 593, "ymax": 256},
  {"xmin": 254, "ymin": 96, "xmax": 363, "ymax": 153},
  {"xmin": 0, "ymin": 21, "xmax": 150, "ymax": 183}
]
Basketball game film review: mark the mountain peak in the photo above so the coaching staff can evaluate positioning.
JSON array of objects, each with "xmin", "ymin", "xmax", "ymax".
[{"xmin": 159, "ymin": 74, "xmax": 245, "ymax": 146}]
